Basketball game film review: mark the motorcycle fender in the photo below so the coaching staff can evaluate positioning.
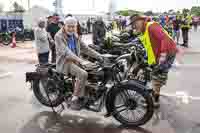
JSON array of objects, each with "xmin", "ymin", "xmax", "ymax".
[
  {"xmin": 116, "ymin": 54, "xmax": 131, "ymax": 62},
  {"xmin": 120, "ymin": 80, "xmax": 148, "ymax": 91},
  {"xmin": 105, "ymin": 86, "xmax": 120, "ymax": 115},
  {"xmin": 25, "ymin": 72, "xmax": 47, "ymax": 82}
]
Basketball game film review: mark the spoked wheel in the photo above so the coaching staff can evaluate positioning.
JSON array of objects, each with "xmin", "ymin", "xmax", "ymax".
[
  {"xmin": 2, "ymin": 35, "xmax": 11, "ymax": 46},
  {"xmin": 33, "ymin": 78, "xmax": 65, "ymax": 107},
  {"xmin": 111, "ymin": 86, "xmax": 154, "ymax": 126}
]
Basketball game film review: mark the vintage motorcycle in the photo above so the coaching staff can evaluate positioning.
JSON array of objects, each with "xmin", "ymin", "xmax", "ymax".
[
  {"xmin": 88, "ymin": 31, "xmax": 137, "ymax": 55},
  {"xmin": 26, "ymin": 58, "xmax": 154, "ymax": 126}
]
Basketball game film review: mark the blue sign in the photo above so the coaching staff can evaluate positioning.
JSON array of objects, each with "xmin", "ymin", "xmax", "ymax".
[{"xmin": 0, "ymin": 15, "xmax": 23, "ymax": 32}]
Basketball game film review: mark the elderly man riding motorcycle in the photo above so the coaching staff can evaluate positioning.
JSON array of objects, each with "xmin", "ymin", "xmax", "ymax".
[{"xmin": 55, "ymin": 17, "xmax": 103, "ymax": 110}]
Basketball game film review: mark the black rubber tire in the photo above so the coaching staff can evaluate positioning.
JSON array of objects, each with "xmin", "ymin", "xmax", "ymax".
[
  {"xmin": 110, "ymin": 84, "xmax": 154, "ymax": 126},
  {"xmin": 33, "ymin": 79, "xmax": 64, "ymax": 107},
  {"xmin": 2, "ymin": 36, "xmax": 11, "ymax": 46}
]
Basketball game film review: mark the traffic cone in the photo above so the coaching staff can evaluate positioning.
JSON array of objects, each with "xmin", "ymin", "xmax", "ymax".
[{"xmin": 11, "ymin": 33, "xmax": 16, "ymax": 48}]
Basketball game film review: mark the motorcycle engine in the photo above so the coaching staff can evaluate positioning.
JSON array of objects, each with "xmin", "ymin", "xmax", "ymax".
[{"xmin": 87, "ymin": 68, "xmax": 104, "ymax": 82}]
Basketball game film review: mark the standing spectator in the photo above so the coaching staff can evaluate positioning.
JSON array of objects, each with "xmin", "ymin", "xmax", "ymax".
[
  {"xmin": 1, "ymin": 23, "xmax": 7, "ymax": 32},
  {"xmin": 112, "ymin": 20, "xmax": 118, "ymax": 30},
  {"xmin": 164, "ymin": 19, "xmax": 174, "ymax": 38},
  {"xmin": 193, "ymin": 16, "xmax": 199, "ymax": 32},
  {"xmin": 46, "ymin": 13, "xmax": 60, "ymax": 63},
  {"xmin": 58, "ymin": 21, "xmax": 64, "ymax": 29},
  {"xmin": 34, "ymin": 18, "xmax": 50, "ymax": 65},
  {"xmin": 159, "ymin": 15, "xmax": 166, "ymax": 28},
  {"xmin": 118, "ymin": 16, "xmax": 123, "ymax": 30},
  {"xmin": 181, "ymin": 13, "xmax": 192, "ymax": 48},
  {"xmin": 47, "ymin": 16, "xmax": 53, "ymax": 26},
  {"xmin": 92, "ymin": 17, "xmax": 106, "ymax": 46},
  {"xmin": 87, "ymin": 18, "xmax": 91, "ymax": 33},
  {"xmin": 165, "ymin": 15, "xmax": 170, "ymax": 25},
  {"xmin": 122, "ymin": 18, "xmax": 127, "ymax": 30},
  {"xmin": 77, "ymin": 21, "xmax": 82, "ymax": 38},
  {"xmin": 173, "ymin": 16, "xmax": 181, "ymax": 44},
  {"xmin": 130, "ymin": 14, "xmax": 177, "ymax": 108}
]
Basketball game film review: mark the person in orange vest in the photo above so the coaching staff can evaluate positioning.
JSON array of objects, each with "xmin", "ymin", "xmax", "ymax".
[{"xmin": 129, "ymin": 14, "xmax": 177, "ymax": 108}]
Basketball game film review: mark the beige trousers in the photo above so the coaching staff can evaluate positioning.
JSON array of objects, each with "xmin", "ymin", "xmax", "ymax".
[{"xmin": 63, "ymin": 63, "xmax": 88, "ymax": 97}]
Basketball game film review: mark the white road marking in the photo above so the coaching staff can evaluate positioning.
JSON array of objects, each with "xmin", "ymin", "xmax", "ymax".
[
  {"xmin": 0, "ymin": 72, "xmax": 13, "ymax": 79},
  {"xmin": 174, "ymin": 64, "xmax": 200, "ymax": 68},
  {"xmin": 161, "ymin": 91, "xmax": 200, "ymax": 104}
]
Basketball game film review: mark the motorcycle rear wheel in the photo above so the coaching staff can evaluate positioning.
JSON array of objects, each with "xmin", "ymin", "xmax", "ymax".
[{"xmin": 33, "ymin": 78, "xmax": 65, "ymax": 107}]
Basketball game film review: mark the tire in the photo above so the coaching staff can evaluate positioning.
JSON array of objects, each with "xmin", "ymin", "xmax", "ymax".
[
  {"xmin": 109, "ymin": 84, "xmax": 154, "ymax": 126},
  {"xmin": 2, "ymin": 35, "xmax": 11, "ymax": 46},
  {"xmin": 33, "ymin": 78, "xmax": 65, "ymax": 107},
  {"xmin": 24, "ymin": 33, "xmax": 31, "ymax": 41}
]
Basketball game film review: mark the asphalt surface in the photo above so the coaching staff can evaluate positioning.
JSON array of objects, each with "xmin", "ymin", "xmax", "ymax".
[{"xmin": 0, "ymin": 29, "xmax": 200, "ymax": 133}]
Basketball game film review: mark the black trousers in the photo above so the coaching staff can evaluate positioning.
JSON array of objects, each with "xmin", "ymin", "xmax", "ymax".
[
  {"xmin": 38, "ymin": 52, "xmax": 49, "ymax": 65},
  {"xmin": 50, "ymin": 46, "xmax": 56, "ymax": 63},
  {"xmin": 181, "ymin": 28, "xmax": 189, "ymax": 47},
  {"xmin": 87, "ymin": 25, "xmax": 91, "ymax": 33}
]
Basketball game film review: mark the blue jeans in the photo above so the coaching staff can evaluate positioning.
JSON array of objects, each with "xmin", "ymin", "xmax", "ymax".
[{"xmin": 38, "ymin": 52, "xmax": 49, "ymax": 64}]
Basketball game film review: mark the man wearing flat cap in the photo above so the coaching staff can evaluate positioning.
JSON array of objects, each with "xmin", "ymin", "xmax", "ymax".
[{"xmin": 130, "ymin": 14, "xmax": 177, "ymax": 108}]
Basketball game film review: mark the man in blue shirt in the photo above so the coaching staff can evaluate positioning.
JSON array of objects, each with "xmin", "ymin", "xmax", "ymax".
[{"xmin": 55, "ymin": 17, "xmax": 103, "ymax": 110}]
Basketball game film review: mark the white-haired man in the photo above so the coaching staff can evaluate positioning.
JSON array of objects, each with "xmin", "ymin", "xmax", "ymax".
[
  {"xmin": 34, "ymin": 18, "xmax": 50, "ymax": 64},
  {"xmin": 55, "ymin": 17, "xmax": 103, "ymax": 110}
]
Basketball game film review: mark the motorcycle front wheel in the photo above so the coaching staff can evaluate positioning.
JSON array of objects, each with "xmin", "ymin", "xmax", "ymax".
[{"xmin": 109, "ymin": 84, "xmax": 154, "ymax": 126}]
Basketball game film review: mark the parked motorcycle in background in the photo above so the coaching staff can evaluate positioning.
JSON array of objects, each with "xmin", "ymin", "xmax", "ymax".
[{"xmin": 0, "ymin": 31, "xmax": 12, "ymax": 45}]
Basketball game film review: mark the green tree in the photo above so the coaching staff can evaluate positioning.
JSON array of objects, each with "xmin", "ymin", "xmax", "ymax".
[
  {"xmin": 120, "ymin": 10, "xmax": 129, "ymax": 16},
  {"xmin": 191, "ymin": 6, "xmax": 200, "ymax": 16},
  {"xmin": 116, "ymin": 10, "xmax": 142, "ymax": 16},
  {"xmin": 144, "ymin": 10, "xmax": 153, "ymax": 16},
  {"xmin": 168, "ymin": 9, "xmax": 175, "ymax": 15},
  {"xmin": 13, "ymin": 2, "xmax": 25, "ymax": 12},
  {"xmin": 182, "ymin": 8, "xmax": 190, "ymax": 14}
]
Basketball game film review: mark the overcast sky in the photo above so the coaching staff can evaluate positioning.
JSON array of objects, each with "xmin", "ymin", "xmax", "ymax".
[{"xmin": 0, "ymin": 0, "xmax": 200, "ymax": 12}]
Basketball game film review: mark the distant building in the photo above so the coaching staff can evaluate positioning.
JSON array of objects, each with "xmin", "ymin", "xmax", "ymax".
[
  {"xmin": 23, "ymin": 6, "xmax": 53, "ymax": 29},
  {"xmin": 108, "ymin": 0, "xmax": 117, "ymax": 20},
  {"xmin": 0, "ymin": 12, "xmax": 23, "ymax": 32},
  {"xmin": 69, "ymin": 11, "xmax": 107, "ymax": 22}
]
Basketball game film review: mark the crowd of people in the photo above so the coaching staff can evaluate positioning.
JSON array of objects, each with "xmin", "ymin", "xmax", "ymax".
[{"xmin": 156, "ymin": 12, "xmax": 193, "ymax": 48}]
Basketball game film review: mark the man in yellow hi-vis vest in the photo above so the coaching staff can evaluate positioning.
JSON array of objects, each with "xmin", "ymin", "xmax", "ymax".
[
  {"xmin": 181, "ymin": 13, "xmax": 192, "ymax": 47},
  {"xmin": 130, "ymin": 14, "xmax": 177, "ymax": 108}
]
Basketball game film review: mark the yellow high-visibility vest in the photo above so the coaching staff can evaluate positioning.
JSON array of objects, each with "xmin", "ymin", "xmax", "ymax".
[
  {"xmin": 139, "ymin": 22, "xmax": 156, "ymax": 65},
  {"xmin": 181, "ymin": 15, "xmax": 192, "ymax": 29},
  {"xmin": 139, "ymin": 22, "xmax": 173, "ymax": 65}
]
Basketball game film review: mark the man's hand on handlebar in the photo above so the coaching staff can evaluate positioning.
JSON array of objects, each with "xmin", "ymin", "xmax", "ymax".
[
  {"xmin": 97, "ymin": 56, "xmax": 104, "ymax": 64},
  {"xmin": 65, "ymin": 58, "xmax": 80, "ymax": 65}
]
